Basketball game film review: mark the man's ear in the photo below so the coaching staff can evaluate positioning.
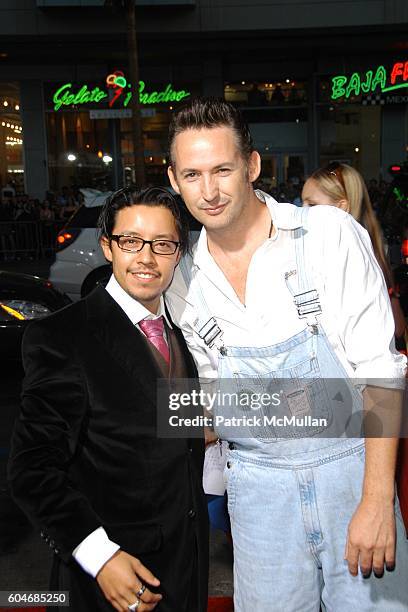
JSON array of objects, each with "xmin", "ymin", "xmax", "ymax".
[
  {"xmin": 100, "ymin": 236, "xmax": 113, "ymax": 263},
  {"xmin": 248, "ymin": 151, "xmax": 261, "ymax": 183},
  {"xmin": 168, "ymin": 166, "xmax": 181, "ymax": 194}
]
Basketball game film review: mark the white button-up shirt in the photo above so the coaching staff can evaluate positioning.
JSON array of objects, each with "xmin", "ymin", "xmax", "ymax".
[{"xmin": 165, "ymin": 192, "xmax": 406, "ymax": 382}]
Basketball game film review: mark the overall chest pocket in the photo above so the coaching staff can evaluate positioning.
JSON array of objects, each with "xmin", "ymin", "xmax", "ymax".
[{"xmin": 218, "ymin": 341, "xmax": 333, "ymax": 443}]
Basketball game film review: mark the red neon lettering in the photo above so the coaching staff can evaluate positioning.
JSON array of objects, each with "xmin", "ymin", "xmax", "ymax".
[
  {"xmin": 404, "ymin": 62, "xmax": 408, "ymax": 81},
  {"xmin": 391, "ymin": 62, "xmax": 404, "ymax": 84}
]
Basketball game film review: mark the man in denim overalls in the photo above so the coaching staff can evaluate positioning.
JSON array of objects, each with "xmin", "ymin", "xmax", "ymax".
[{"xmin": 166, "ymin": 98, "xmax": 408, "ymax": 611}]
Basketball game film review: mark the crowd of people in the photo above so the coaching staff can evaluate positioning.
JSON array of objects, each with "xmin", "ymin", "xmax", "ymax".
[
  {"xmin": 255, "ymin": 175, "xmax": 392, "ymax": 211},
  {"xmin": 0, "ymin": 184, "xmax": 84, "ymax": 223},
  {"xmin": 0, "ymin": 175, "xmax": 394, "ymax": 224}
]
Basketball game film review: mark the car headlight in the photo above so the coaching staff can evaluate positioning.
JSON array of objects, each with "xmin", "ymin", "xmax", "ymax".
[{"xmin": 0, "ymin": 300, "xmax": 51, "ymax": 320}]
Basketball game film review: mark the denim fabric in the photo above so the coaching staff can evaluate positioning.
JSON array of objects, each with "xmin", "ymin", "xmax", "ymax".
[{"xmin": 225, "ymin": 444, "xmax": 408, "ymax": 612}]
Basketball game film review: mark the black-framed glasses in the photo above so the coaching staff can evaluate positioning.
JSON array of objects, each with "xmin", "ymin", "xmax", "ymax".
[{"xmin": 110, "ymin": 234, "xmax": 180, "ymax": 255}]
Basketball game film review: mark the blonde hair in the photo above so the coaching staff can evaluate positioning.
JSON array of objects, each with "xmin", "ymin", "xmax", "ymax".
[{"xmin": 310, "ymin": 163, "xmax": 393, "ymax": 289}]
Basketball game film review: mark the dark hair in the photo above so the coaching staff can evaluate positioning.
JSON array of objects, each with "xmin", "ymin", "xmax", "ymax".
[
  {"xmin": 97, "ymin": 186, "xmax": 189, "ymax": 254},
  {"xmin": 168, "ymin": 97, "xmax": 253, "ymax": 165}
]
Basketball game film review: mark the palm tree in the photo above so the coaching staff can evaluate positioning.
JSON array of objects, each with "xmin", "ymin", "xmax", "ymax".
[{"xmin": 105, "ymin": 0, "xmax": 146, "ymax": 186}]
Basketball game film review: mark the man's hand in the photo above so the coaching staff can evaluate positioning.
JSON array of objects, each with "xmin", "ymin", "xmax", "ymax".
[
  {"xmin": 96, "ymin": 550, "xmax": 162, "ymax": 611},
  {"xmin": 345, "ymin": 497, "xmax": 396, "ymax": 578}
]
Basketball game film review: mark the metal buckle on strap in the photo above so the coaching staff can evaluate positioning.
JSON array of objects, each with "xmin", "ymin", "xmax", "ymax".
[
  {"xmin": 293, "ymin": 290, "xmax": 322, "ymax": 318},
  {"xmin": 197, "ymin": 317, "xmax": 224, "ymax": 349}
]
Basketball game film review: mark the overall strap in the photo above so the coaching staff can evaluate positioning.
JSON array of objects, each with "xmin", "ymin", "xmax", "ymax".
[
  {"xmin": 179, "ymin": 251, "xmax": 226, "ymax": 353},
  {"xmin": 285, "ymin": 206, "xmax": 322, "ymax": 331}
]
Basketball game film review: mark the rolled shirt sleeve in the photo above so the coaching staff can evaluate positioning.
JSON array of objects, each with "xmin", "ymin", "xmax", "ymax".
[{"xmin": 310, "ymin": 206, "xmax": 406, "ymax": 386}]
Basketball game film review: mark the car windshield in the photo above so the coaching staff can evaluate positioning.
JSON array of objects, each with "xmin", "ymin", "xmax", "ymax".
[{"xmin": 66, "ymin": 205, "xmax": 102, "ymax": 229}]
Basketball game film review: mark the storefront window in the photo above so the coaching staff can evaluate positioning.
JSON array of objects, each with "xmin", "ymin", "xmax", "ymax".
[
  {"xmin": 318, "ymin": 75, "xmax": 382, "ymax": 180},
  {"xmin": 46, "ymin": 110, "xmax": 113, "ymax": 191},
  {"xmin": 0, "ymin": 82, "xmax": 23, "ymax": 193},
  {"xmin": 224, "ymin": 80, "xmax": 308, "ymax": 195},
  {"xmin": 224, "ymin": 80, "xmax": 307, "ymax": 107},
  {"xmin": 44, "ymin": 77, "xmax": 197, "ymax": 190}
]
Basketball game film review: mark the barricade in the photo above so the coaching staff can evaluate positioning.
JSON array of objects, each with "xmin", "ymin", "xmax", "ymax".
[{"xmin": 0, "ymin": 221, "xmax": 64, "ymax": 260}]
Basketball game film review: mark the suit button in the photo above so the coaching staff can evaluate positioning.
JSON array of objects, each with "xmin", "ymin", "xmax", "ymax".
[
  {"xmin": 227, "ymin": 461, "xmax": 232, "ymax": 469},
  {"xmin": 188, "ymin": 509, "xmax": 196, "ymax": 519}
]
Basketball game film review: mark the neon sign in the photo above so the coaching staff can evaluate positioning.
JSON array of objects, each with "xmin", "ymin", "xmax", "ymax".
[
  {"xmin": 52, "ymin": 72, "xmax": 191, "ymax": 111},
  {"xmin": 331, "ymin": 61, "xmax": 408, "ymax": 100}
]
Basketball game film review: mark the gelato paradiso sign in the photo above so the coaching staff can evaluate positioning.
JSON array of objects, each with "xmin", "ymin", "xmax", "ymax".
[
  {"xmin": 331, "ymin": 61, "xmax": 408, "ymax": 100},
  {"xmin": 52, "ymin": 71, "xmax": 191, "ymax": 111}
]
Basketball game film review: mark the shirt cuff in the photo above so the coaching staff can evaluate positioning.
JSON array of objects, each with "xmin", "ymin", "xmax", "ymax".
[
  {"xmin": 353, "ymin": 354, "xmax": 407, "ymax": 390},
  {"xmin": 72, "ymin": 527, "xmax": 120, "ymax": 578}
]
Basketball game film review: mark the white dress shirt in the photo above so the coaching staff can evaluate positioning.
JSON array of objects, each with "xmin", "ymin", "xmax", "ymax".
[
  {"xmin": 72, "ymin": 275, "xmax": 171, "ymax": 578},
  {"xmin": 165, "ymin": 192, "xmax": 406, "ymax": 382}
]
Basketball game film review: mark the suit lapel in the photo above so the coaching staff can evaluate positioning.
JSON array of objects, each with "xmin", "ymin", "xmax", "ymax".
[{"xmin": 85, "ymin": 287, "xmax": 158, "ymax": 406}]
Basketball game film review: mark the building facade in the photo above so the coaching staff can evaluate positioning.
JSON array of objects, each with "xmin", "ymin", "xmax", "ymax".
[{"xmin": 0, "ymin": 0, "xmax": 407, "ymax": 198}]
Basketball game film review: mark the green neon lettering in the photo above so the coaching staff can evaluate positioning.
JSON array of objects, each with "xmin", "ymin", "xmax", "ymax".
[
  {"xmin": 163, "ymin": 84, "xmax": 172, "ymax": 102},
  {"xmin": 52, "ymin": 78, "xmax": 191, "ymax": 110},
  {"xmin": 147, "ymin": 92, "xmax": 158, "ymax": 104},
  {"xmin": 360, "ymin": 70, "xmax": 373, "ymax": 93},
  {"xmin": 381, "ymin": 82, "xmax": 408, "ymax": 93},
  {"xmin": 53, "ymin": 83, "xmax": 72, "ymax": 111},
  {"xmin": 95, "ymin": 91, "xmax": 108, "ymax": 103},
  {"xmin": 74, "ymin": 85, "xmax": 89, "ymax": 104},
  {"xmin": 346, "ymin": 73, "xmax": 361, "ymax": 97},
  {"xmin": 176, "ymin": 90, "xmax": 189, "ymax": 101},
  {"xmin": 371, "ymin": 65, "xmax": 387, "ymax": 92},
  {"xmin": 331, "ymin": 76, "xmax": 347, "ymax": 100}
]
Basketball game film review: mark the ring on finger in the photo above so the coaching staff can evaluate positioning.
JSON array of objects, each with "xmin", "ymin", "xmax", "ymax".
[
  {"xmin": 128, "ymin": 598, "xmax": 140, "ymax": 611},
  {"xmin": 136, "ymin": 584, "xmax": 146, "ymax": 598}
]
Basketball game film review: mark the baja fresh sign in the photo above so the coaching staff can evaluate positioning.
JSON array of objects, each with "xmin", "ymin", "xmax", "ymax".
[
  {"xmin": 52, "ymin": 71, "xmax": 191, "ymax": 111},
  {"xmin": 331, "ymin": 61, "xmax": 408, "ymax": 100}
]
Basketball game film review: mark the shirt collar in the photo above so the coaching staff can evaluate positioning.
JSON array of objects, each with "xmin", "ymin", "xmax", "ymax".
[
  {"xmin": 105, "ymin": 275, "xmax": 172, "ymax": 327},
  {"xmin": 193, "ymin": 189, "xmax": 304, "ymax": 268}
]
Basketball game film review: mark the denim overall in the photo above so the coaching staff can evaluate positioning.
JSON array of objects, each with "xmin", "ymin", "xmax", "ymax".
[{"xmin": 180, "ymin": 205, "xmax": 408, "ymax": 612}]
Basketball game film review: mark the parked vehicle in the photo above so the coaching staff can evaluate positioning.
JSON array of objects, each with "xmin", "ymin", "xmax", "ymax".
[
  {"xmin": 0, "ymin": 271, "xmax": 71, "ymax": 359},
  {"xmin": 49, "ymin": 187, "xmax": 201, "ymax": 301},
  {"xmin": 49, "ymin": 189, "xmax": 111, "ymax": 301}
]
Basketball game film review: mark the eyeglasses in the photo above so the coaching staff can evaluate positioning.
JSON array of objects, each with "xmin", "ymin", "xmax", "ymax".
[
  {"xmin": 110, "ymin": 234, "xmax": 180, "ymax": 255},
  {"xmin": 326, "ymin": 162, "xmax": 346, "ymax": 192}
]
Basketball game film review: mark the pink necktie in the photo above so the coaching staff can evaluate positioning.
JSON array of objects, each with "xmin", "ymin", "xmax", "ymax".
[{"xmin": 139, "ymin": 316, "xmax": 170, "ymax": 364}]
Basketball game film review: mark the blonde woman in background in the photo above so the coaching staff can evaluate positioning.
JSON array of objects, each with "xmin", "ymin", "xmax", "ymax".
[{"xmin": 302, "ymin": 162, "xmax": 406, "ymax": 340}]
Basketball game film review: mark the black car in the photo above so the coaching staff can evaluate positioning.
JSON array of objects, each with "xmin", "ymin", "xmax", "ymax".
[{"xmin": 0, "ymin": 271, "xmax": 71, "ymax": 359}]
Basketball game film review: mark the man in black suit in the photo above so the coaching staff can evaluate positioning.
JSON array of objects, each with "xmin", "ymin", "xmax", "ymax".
[{"xmin": 8, "ymin": 187, "xmax": 209, "ymax": 612}]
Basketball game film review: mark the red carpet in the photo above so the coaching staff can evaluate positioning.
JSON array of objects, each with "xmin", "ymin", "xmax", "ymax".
[
  {"xmin": 0, "ymin": 598, "xmax": 234, "ymax": 612},
  {"xmin": 208, "ymin": 597, "xmax": 234, "ymax": 611}
]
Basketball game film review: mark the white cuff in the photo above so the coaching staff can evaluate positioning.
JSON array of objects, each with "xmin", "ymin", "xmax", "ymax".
[{"xmin": 72, "ymin": 526, "xmax": 120, "ymax": 578}]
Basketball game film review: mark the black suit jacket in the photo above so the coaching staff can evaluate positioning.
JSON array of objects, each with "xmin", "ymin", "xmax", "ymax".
[{"xmin": 8, "ymin": 287, "xmax": 209, "ymax": 612}]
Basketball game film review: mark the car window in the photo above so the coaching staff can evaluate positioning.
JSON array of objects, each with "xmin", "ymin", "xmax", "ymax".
[{"xmin": 66, "ymin": 205, "xmax": 103, "ymax": 229}]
